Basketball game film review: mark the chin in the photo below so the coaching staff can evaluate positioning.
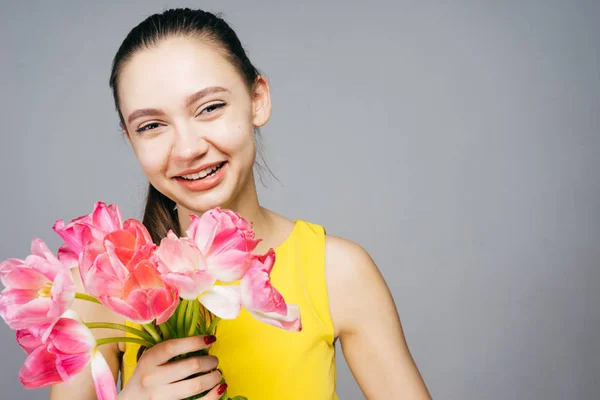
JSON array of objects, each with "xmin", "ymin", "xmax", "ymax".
[{"xmin": 176, "ymin": 185, "xmax": 235, "ymax": 213}]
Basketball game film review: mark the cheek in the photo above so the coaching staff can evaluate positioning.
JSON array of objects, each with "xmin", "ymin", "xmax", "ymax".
[
  {"xmin": 210, "ymin": 117, "xmax": 255, "ymax": 157},
  {"xmin": 131, "ymin": 138, "xmax": 170, "ymax": 174}
]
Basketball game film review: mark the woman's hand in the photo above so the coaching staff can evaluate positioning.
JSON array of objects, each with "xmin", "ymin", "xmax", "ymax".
[{"xmin": 118, "ymin": 335, "xmax": 227, "ymax": 400}]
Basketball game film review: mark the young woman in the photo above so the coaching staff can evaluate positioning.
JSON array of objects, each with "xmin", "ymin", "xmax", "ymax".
[{"xmin": 50, "ymin": 8, "xmax": 431, "ymax": 400}]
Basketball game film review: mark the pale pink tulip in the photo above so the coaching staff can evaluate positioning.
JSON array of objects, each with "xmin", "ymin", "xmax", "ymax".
[
  {"xmin": 0, "ymin": 239, "xmax": 75, "ymax": 339},
  {"xmin": 154, "ymin": 231, "xmax": 215, "ymax": 300},
  {"xmin": 17, "ymin": 317, "xmax": 116, "ymax": 399},
  {"xmin": 240, "ymin": 250, "xmax": 302, "ymax": 331},
  {"xmin": 82, "ymin": 219, "xmax": 178, "ymax": 324},
  {"xmin": 155, "ymin": 229, "xmax": 242, "ymax": 319},
  {"xmin": 52, "ymin": 201, "xmax": 123, "ymax": 261},
  {"xmin": 186, "ymin": 208, "xmax": 260, "ymax": 282}
]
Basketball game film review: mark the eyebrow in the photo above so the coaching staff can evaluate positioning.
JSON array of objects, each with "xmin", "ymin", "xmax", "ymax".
[{"xmin": 127, "ymin": 86, "xmax": 230, "ymax": 125}]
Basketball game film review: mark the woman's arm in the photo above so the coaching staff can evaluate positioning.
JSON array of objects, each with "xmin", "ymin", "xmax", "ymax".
[
  {"xmin": 49, "ymin": 267, "xmax": 124, "ymax": 400},
  {"xmin": 326, "ymin": 236, "xmax": 431, "ymax": 399}
]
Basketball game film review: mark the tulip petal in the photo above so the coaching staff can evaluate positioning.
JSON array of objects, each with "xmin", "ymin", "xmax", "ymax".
[
  {"xmin": 92, "ymin": 202, "xmax": 123, "ymax": 233},
  {"xmin": 161, "ymin": 270, "xmax": 215, "ymax": 300},
  {"xmin": 57, "ymin": 245, "xmax": 79, "ymax": 270},
  {"xmin": 123, "ymin": 262, "xmax": 164, "ymax": 294},
  {"xmin": 156, "ymin": 232, "xmax": 205, "ymax": 273},
  {"xmin": 83, "ymin": 253, "xmax": 127, "ymax": 298},
  {"xmin": 49, "ymin": 270, "xmax": 76, "ymax": 319},
  {"xmin": 19, "ymin": 346, "xmax": 62, "ymax": 389},
  {"xmin": 0, "ymin": 262, "xmax": 48, "ymax": 290},
  {"xmin": 249, "ymin": 304, "xmax": 302, "ymax": 332},
  {"xmin": 53, "ymin": 218, "xmax": 93, "ymax": 254},
  {"xmin": 240, "ymin": 263, "xmax": 287, "ymax": 316},
  {"xmin": 211, "ymin": 230, "xmax": 259, "ymax": 255},
  {"xmin": 10, "ymin": 297, "xmax": 54, "ymax": 326},
  {"xmin": 16, "ymin": 329, "xmax": 43, "ymax": 354},
  {"xmin": 50, "ymin": 318, "xmax": 96, "ymax": 354},
  {"xmin": 91, "ymin": 349, "xmax": 117, "ymax": 400},
  {"xmin": 207, "ymin": 249, "xmax": 252, "ymax": 282},
  {"xmin": 54, "ymin": 351, "xmax": 93, "ymax": 384},
  {"xmin": 30, "ymin": 239, "xmax": 60, "ymax": 265},
  {"xmin": 199, "ymin": 285, "xmax": 242, "ymax": 320},
  {"xmin": 123, "ymin": 219, "xmax": 153, "ymax": 246},
  {"xmin": 155, "ymin": 290, "xmax": 180, "ymax": 325},
  {"xmin": 187, "ymin": 213, "xmax": 219, "ymax": 254},
  {"xmin": 100, "ymin": 296, "xmax": 145, "ymax": 323}
]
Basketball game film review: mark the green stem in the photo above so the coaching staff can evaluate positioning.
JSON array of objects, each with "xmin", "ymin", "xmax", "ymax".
[
  {"xmin": 177, "ymin": 299, "xmax": 188, "ymax": 338},
  {"xmin": 142, "ymin": 323, "xmax": 162, "ymax": 343},
  {"xmin": 96, "ymin": 337, "xmax": 154, "ymax": 348},
  {"xmin": 187, "ymin": 300, "xmax": 200, "ymax": 337},
  {"xmin": 158, "ymin": 323, "xmax": 171, "ymax": 340},
  {"xmin": 163, "ymin": 320, "xmax": 177, "ymax": 339},
  {"xmin": 74, "ymin": 292, "xmax": 101, "ymax": 304},
  {"xmin": 184, "ymin": 298, "xmax": 194, "ymax": 336},
  {"xmin": 207, "ymin": 316, "xmax": 221, "ymax": 335},
  {"xmin": 85, "ymin": 322, "xmax": 155, "ymax": 343},
  {"xmin": 197, "ymin": 309, "xmax": 207, "ymax": 335}
]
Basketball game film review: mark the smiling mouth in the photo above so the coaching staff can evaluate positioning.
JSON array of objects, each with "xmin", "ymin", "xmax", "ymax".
[{"xmin": 176, "ymin": 162, "xmax": 227, "ymax": 181}]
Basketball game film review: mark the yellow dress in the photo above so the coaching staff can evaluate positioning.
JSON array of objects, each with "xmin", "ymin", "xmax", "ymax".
[{"xmin": 121, "ymin": 220, "xmax": 339, "ymax": 399}]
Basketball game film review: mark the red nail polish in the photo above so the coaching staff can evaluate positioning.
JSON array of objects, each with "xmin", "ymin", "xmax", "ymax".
[
  {"xmin": 217, "ymin": 383, "xmax": 227, "ymax": 395},
  {"xmin": 204, "ymin": 335, "xmax": 216, "ymax": 345}
]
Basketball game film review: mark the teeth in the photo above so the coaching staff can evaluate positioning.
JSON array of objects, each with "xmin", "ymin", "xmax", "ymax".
[{"xmin": 181, "ymin": 163, "xmax": 222, "ymax": 180}]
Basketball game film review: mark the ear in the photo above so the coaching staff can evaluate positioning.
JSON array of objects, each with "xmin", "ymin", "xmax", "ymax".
[{"xmin": 251, "ymin": 75, "xmax": 272, "ymax": 128}]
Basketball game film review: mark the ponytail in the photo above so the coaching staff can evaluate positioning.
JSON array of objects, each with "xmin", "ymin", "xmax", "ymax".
[{"xmin": 142, "ymin": 184, "xmax": 180, "ymax": 245}]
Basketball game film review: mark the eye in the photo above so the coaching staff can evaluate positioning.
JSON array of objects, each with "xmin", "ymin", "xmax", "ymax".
[
  {"xmin": 135, "ymin": 122, "xmax": 161, "ymax": 133},
  {"xmin": 198, "ymin": 102, "xmax": 226, "ymax": 116}
]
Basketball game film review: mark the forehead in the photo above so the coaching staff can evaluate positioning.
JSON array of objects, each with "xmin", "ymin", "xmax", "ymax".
[{"xmin": 117, "ymin": 36, "xmax": 244, "ymax": 111}]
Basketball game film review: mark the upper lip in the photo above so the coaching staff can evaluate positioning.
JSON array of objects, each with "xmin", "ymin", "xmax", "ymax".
[{"xmin": 173, "ymin": 161, "xmax": 226, "ymax": 177}]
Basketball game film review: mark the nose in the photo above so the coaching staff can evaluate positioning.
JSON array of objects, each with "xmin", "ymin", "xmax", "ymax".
[{"xmin": 170, "ymin": 122, "xmax": 209, "ymax": 163}]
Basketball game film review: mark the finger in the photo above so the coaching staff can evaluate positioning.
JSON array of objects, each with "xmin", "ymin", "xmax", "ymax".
[
  {"xmin": 170, "ymin": 369, "xmax": 222, "ymax": 399},
  {"xmin": 141, "ymin": 335, "xmax": 216, "ymax": 366},
  {"xmin": 200, "ymin": 381, "xmax": 229, "ymax": 400},
  {"xmin": 160, "ymin": 355, "xmax": 219, "ymax": 384}
]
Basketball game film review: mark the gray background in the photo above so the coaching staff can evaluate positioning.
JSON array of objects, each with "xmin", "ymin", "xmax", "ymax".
[{"xmin": 1, "ymin": 0, "xmax": 598, "ymax": 399}]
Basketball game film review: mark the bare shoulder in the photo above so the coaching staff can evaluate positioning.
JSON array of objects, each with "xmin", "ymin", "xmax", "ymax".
[
  {"xmin": 324, "ymin": 234, "xmax": 383, "ymax": 287},
  {"xmin": 324, "ymin": 235, "xmax": 391, "ymax": 338},
  {"xmin": 323, "ymin": 235, "xmax": 432, "ymax": 398}
]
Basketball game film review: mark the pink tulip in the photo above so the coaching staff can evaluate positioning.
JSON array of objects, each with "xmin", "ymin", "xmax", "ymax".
[
  {"xmin": 101, "ymin": 260, "xmax": 179, "ymax": 325},
  {"xmin": 80, "ymin": 218, "xmax": 154, "ymax": 294},
  {"xmin": 186, "ymin": 208, "xmax": 260, "ymax": 282},
  {"xmin": 82, "ymin": 219, "xmax": 178, "ymax": 324},
  {"xmin": 240, "ymin": 249, "xmax": 302, "ymax": 331},
  {"xmin": 154, "ymin": 231, "xmax": 215, "ymax": 299},
  {"xmin": 52, "ymin": 201, "xmax": 124, "ymax": 262},
  {"xmin": 155, "ymin": 231, "xmax": 242, "ymax": 319},
  {"xmin": 17, "ymin": 317, "xmax": 116, "ymax": 399},
  {"xmin": 0, "ymin": 239, "xmax": 75, "ymax": 340}
]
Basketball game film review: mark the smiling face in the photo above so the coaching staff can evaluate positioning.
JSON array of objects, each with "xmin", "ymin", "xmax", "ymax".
[{"xmin": 117, "ymin": 36, "xmax": 271, "ymax": 213}]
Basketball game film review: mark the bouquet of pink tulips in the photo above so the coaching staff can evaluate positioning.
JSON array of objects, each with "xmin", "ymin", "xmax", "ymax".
[{"xmin": 0, "ymin": 202, "xmax": 301, "ymax": 400}]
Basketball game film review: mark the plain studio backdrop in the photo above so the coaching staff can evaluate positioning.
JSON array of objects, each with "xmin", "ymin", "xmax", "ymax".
[{"xmin": 1, "ymin": 1, "xmax": 599, "ymax": 399}]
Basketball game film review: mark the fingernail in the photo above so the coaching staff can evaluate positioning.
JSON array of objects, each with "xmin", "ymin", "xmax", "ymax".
[
  {"xmin": 217, "ymin": 383, "xmax": 227, "ymax": 395},
  {"xmin": 204, "ymin": 335, "xmax": 217, "ymax": 345}
]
